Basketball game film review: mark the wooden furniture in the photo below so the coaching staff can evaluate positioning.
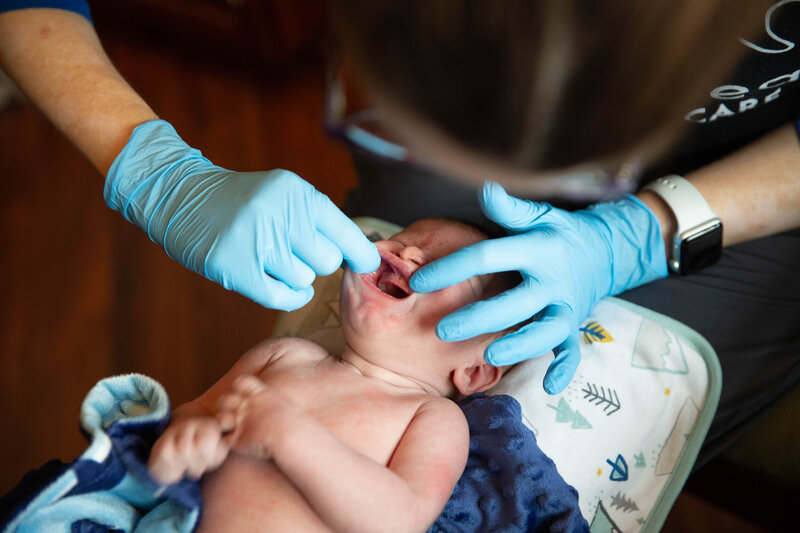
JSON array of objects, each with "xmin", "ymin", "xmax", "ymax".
[{"xmin": 91, "ymin": 0, "xmax": 328, "ymax": 65}]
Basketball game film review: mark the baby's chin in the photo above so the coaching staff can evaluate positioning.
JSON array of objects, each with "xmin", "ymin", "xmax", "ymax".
[{"xmin": 339, "ymin": 280, "xmax": 397, "ymax": 337}]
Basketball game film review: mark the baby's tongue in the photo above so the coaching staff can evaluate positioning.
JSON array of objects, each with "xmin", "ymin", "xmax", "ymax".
[{"xmin": 377, "ymin": 269, "xmax": 410, "ymax": 299}]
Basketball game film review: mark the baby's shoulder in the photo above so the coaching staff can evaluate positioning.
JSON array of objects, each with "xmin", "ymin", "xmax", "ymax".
[
  {"xmin": 418, "ymin": 396, "xmax": 466, "ymax": 421},
  {"xmin": 246, "ymin": 336, "xmax": 330, "ymax": 366}
]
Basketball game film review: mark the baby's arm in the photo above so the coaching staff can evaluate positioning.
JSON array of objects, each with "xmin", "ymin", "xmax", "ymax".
[{"xmin": 220, "ymin": 376, "xmax": 469, "ymax": 533}]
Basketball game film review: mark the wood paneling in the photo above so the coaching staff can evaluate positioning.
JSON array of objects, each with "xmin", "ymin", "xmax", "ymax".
[{"xmin": 90, "ymin": 0, "xmax": 328, "ymax": 65}]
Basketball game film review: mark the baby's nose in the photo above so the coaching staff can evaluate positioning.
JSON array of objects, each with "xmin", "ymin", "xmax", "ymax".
[{"xmin": 398, "ymin": 245, "xmax": 426, "ymax": 267}]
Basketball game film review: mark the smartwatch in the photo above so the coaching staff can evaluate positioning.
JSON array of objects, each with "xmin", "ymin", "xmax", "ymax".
[{"xmin": 643, "ymin": 175, "xmax": 723, "ymax": 275}]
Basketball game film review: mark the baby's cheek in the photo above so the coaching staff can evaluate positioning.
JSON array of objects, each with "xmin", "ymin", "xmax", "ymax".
[
  {"xmin": 443, "ymin": 281, "xmax": 482, "ymax": 311},
  {"xmin": 419, "ymin": 288, "xmax": 473, "ymax": 328},
  {"xmin": 375, "ymin": 240, "xmax": 403, "ymax": 254},
  {"xmin": 467, "ymin": 277, "xmax": 487, "ymax": 300}
]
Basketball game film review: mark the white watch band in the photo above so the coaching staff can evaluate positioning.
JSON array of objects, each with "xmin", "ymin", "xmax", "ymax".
[
  {"xmin": 644, "ymin": 175, "xmax": 717, "ymax": 232},
  {"xmin": 643, "ymin": 175, "xmax": 721, "ymax": 273}
]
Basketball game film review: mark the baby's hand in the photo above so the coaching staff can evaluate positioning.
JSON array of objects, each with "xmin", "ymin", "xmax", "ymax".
[
  {"xmin": 216, "ymin": 375, "xmax": 298, "ymax": 460},
  {"xmin": 148, "ymin": 416, "xmax": 230, "ymax": 485}
]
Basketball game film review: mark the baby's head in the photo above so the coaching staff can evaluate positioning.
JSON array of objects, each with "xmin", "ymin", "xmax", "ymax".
[{"xmin": 340, "ymin": 218, "xmax": 521, "ymax": 398}]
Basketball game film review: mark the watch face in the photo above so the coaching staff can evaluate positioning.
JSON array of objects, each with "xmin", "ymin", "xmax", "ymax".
[{"xmin": 679, "ymin": 222, "xmax": 723, "ymax": 275}]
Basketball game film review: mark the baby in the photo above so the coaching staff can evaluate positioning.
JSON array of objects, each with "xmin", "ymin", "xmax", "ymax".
[{"xmin": 148, "ymin": 218, "xmax": 520, "ymax": 532}]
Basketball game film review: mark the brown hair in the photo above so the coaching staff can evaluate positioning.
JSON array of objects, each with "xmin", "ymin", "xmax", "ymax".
[{"xmin": 332, "ymin": 0, "xmax": 766, "ymax": 173}]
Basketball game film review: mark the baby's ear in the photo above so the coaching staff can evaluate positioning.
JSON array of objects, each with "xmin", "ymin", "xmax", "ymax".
[{"xmin": 453, "ymin": 362, "xmax": 503, "ymax": 396}]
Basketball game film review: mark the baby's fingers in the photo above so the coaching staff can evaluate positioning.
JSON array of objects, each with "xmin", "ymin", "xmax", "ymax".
[
  {"xmin": 217, "ymin": 390, "xmax": 246, "ymax": 413},
  {"xmin": 230, "ymin": 374, "xmax": 268, "ymax": 395},
  {"xmin": 217, "ymin": 409, "xmax": 237, "ymax": 434},
  {"xmin": 148, "ymin": 419, "xmax": 227, "ymax": 484},
  {"xmin": 216, "ymin": 375, "xmax": 268, "ymax": 423},
  {"xmin": 148, "ymin": 435, "xmax": 188, "ymax": 485},
  {"xmin": 184, "ymin": 421, "xmax": 229, "ymax": 480}
]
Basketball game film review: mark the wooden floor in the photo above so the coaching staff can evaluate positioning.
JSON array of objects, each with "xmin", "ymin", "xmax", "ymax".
[{"xmin": 0, "ymin": 18, "xmax": 779, "ymax": 533}]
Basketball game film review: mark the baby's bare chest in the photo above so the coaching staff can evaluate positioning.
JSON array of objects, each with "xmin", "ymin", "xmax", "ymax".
[{"xmin": 257, "ymin": 359, "xmax": 426, "ymax": 464}]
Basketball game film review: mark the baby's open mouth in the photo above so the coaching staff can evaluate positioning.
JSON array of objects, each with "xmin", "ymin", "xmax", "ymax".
[
  {"xmin": 370, "ymin": 254, "xmax": 413, "ymax": 300},
  {"xmin": 377, "ymin": 274, "xmax": 411, "ymax": 299}
]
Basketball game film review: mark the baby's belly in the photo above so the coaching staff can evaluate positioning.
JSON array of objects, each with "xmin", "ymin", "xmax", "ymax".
[{"xmin": 197, "ymin": 454, "xmax": 331, "ymax": 533}]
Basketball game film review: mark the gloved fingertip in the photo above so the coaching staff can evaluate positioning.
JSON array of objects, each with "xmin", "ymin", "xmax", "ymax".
[
  {"xmin": 349, "ymin": 247, "xmax": 381, "ymax": 274},
  {"xmin": 484, "ymin": 348, "xmax": 501, "ymax": 367},
  {"xmin": 342, "ymin": 237, "xmax": 380, "ymax": 273},
  {"xmin": 409, "ymin": 270, "xmax": 432, "ymax": 293},
  {"xmin": 273, "ymin": 285, "xmax": 314, "ymax": 312},
  {"xmin": 439, "ymin": 314, "xmax": 477, "ymax": 342},
  {"xmin": 300, "ymin": 284, "xmax": 315, "ymax": 301},
  {"xmin": 482, "ymin": 180, "xmax": 506, "ymax": 196},
  {"xmin": 287, "ymin": 271, "xmax": 316, "ymax": 292},
  {"xmin": 479, "ymin": 181, "xmax": 510, "ymax": 211},
  {"xmin": 484, "ymin": 343, "xmax": 518, "ymax": 367},
  {"xmin": 310, "ymin": 247, "xmax": 345, "ymax": 277},
  {"xmin": 543, "ymin": 376, "xmax": 567, "ymax": 395},
  {"xmin": 543, "ymin": 363, "xmax": 573, "ymax": 395},
  {"xmin": 435, "ymin": 320, "xmax": 455, "ymax": 342}
]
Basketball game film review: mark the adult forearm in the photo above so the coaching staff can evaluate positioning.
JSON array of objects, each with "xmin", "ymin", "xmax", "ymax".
[
  {"xmin": 0, "ymin": 8, "xmax": 158, "ymax": 174},
  {"xmin": 689, "ymin": 122, "xmax": 800, "ymax": 246},
  {"xmin": 639, "ymin": 121, "xmax": 800, "ymax": 256}
]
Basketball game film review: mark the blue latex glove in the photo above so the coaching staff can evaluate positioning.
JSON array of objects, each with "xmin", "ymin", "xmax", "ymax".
[
  {"xmin": 104, "ymin": 120, "xmax": 380, "ymax": 310},
  {"xmin": 410, "ymin": 181, "xmax": 667, "ymax": 394}
]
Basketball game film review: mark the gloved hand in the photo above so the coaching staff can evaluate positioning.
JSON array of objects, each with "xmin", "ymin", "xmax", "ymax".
[
  {"xmin": 104, "ymin": 120, "xmax": 380, "ymax": 310},
  {"xmin": 410, "ymin": 181, "xmax": 667, "ymax": 394}
]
